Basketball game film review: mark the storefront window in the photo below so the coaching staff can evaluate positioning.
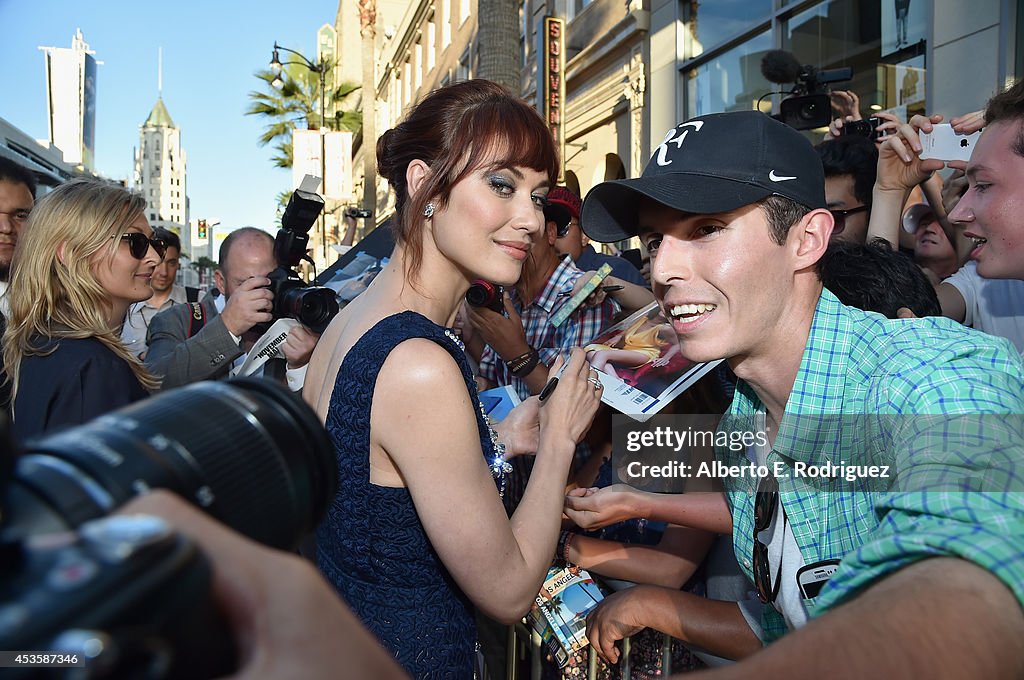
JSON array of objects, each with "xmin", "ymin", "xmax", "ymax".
[
  {"xmin": 686, "ymin": 31, "xmax": 772, "ymax": 118},
  {"xmin": 781, "ymin": 0, "xmax": 926, "ymax": 120},
  {"xmin": 685, "ymin": 0, "xmax": 772, "ymax": 57}
]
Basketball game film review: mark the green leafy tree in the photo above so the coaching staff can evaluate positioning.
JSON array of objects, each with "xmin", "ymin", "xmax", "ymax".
[{"xmin": 247, "ymin": 54, "xmax": 361, "ymax": 168}]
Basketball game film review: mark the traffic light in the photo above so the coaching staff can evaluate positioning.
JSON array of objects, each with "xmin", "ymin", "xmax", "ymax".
[{"xmin": 197, "ymin": 219, "xmax": 207, "ymax": 240}]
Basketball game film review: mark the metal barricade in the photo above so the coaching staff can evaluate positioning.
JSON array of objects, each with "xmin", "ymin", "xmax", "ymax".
[{"xmin": 503, "ymin": 622, "xmax": 675, "ymax": 680}]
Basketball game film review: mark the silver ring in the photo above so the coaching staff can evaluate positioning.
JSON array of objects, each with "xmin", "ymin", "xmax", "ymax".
[{"xmin": 587, "ymin": 376, "xmax": 602, "ymax": 390}]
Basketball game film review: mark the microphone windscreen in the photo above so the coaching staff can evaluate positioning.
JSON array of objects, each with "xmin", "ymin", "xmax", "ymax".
[{"xmin": 761, "ymin": 49, "xmax": 803, "ymax": 84}]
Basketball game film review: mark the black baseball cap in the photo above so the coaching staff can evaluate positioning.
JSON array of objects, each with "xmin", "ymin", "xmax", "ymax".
[{"xmin": 581, "ymin": 111, "xmax": 827, "ymax": 243}]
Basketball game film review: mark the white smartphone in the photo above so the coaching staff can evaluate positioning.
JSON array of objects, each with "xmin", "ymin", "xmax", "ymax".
[{"xmin": 919, "ymin": 123, "xmax": 982, "ymax": 162}]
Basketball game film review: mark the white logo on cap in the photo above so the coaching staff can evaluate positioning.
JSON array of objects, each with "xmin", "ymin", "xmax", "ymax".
[
  {"xmin": 654, "ymin": 121, "xmax": 704, "ymax": 167},
  {"xmin": 769, "ymin": 170, "xmax": 797, "ymax": 182}
]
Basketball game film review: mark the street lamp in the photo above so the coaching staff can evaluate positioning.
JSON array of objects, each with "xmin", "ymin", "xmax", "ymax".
[{"xmin": 269, "ymin": 41, "xmax": 329, "ymax": 263}]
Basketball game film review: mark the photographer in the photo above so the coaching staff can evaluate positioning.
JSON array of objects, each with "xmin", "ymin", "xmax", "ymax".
[{"xmin": 145, "ymin": 228, "xmax": 319, "ymax": 390}]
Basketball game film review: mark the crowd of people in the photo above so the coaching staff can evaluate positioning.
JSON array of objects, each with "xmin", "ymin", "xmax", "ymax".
[{"xmin": 2, "ymin": 72, "xmax": 1023, "ymax": 679}]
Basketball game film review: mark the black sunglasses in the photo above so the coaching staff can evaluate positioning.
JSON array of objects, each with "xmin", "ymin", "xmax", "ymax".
[
  {"xmin": 119, "ymin": 232, "xmax": 167, "ymax": 260},
  {"xmin": 753, "ymin": 474, "xmax": 783, "ymax": 604},
  {"xmin": 829, "ymin": 205, "xmax": 869, "ymax": 235}
]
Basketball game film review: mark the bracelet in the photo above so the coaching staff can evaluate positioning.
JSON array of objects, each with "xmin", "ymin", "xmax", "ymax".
[
  {"xmin": 556, "ymin": 530, "xmax": 576, "ymax": 564},
  {"xmin": 506, "ymin": 347, "xmax": 539, "ymax": 377}
]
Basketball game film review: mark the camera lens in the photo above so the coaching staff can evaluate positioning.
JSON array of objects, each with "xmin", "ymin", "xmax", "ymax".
[
  {"xmin": 799, "ymin": 100, "xmax": 821, "ymax": 122},
  {"xmin": 5, "ymin": 379, "xmax": 337, "ymax": 550},
  {"xmin": 466, "ymin": 280, "xmax": 498, "ymax": 308},
  {"xmin": 279, "ymin": 286, "xmax": 340, "ymax": 334}
]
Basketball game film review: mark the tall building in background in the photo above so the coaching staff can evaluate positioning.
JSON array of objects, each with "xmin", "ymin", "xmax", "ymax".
[
  {"xmin": 133, "ymin": 94, "xmax": 189, "ymax": 252},
  {"xmin": 38, "ymin": 28, "xmax": 98, "ymax": 170}
]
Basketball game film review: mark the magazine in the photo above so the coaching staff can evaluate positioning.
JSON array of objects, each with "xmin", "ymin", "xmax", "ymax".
[
  {"xmin": 527, "ymin": 564, "xmax": 606, "ymax": 668},
  {"xmin": 584, "ymin": 302, "xmax": 722, "ymax": 421}
]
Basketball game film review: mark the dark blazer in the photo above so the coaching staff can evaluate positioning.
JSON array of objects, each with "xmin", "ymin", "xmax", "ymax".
[
  {"xmin": 12, "ymin": 337, "xmax": 147, "ymax": 445},
  {"xmin": 145, "ymin": 291, "xmax": 242, "ymax": 390}
]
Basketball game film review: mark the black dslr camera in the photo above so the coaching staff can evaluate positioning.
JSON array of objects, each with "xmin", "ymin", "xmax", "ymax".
[
  {"xmin": 265, "ymin": 189, "xmax": 341, "ymax": 334},
  {"xmin": 760, "ymin": 49, "xmax": 853, "ymax": 131},
  {"xmin": 0, "ymin": 379, "xmax": 338, "ymax": 679}
]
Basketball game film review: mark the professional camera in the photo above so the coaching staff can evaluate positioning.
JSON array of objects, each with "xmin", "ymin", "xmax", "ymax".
[
  {"xmin": 345, "ymin": 207, "xmax": 372, "ymax": 219},
  {"xmin": 760, "ymin": 49, "xmax": 853, "ymax": 130},
  {"xmin": 265, "ymin": 189, "xmax": 341, "ymax": 334},
  {"xmin": 0, "ymin": 378, "xmax": 338, "ymax": 679},
  {"xmin": 465, "ymin": 279, "xmax": 505, "ymax": 314}
]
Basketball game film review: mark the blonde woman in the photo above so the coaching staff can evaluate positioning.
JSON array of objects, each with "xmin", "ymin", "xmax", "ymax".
[{"xmin": 3, "ymin": 179, "xmax": 164, "ymax": 443}]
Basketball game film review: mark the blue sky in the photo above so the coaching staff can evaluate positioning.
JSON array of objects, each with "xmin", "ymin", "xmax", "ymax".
[{"xmin": 0, "ymin": 0, "xmax": 340, "ymax": 234}]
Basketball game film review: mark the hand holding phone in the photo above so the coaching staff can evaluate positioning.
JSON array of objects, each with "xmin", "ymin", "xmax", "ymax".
[{"xmin": 919, "ymin": 123, "xmax": 983, "ymax": 162}]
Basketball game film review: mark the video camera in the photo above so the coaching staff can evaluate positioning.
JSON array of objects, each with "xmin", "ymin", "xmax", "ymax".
[
  {"xmin": 0, "ymin": 379, "xmax": 338, "ymax": 679},
  {"xmin": 760, "ymin": 49, "xmax": 852, "ymax": 130},
  {"xmin": 265, "ymin": 189, "xmax": 340, "ymax": 334}
]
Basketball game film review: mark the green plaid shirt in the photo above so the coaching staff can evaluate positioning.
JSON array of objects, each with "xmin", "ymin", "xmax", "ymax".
[{"xmin": 718, "ymin": 289, "xmax": 1024, "ymax": 642}]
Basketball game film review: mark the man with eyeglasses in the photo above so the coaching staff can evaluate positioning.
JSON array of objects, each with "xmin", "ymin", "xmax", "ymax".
[
  {"xmin": 571, "ymin": 110, "xmax": 1024, "ymax": 676},
  {"xmin": 0, "ymin": 157, "xmax": 35, "ymax": 310},
  {"xmin": 816, "ymin": 135, "xmax": 877, "ymax": 244},
  {"xmin": 549, "ymin": 185, "xmax": 648, "ymax": 287},
  {"xmin": 0, "ymin": 157, "xmax": 36, "ymax": 413}
]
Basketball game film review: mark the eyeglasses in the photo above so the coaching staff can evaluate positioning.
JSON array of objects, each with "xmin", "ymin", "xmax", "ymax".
[
  {"xmin": 0, "ymin": 209, "xmax": 31, "ymax": 224},
  {"xmin": 118, "ymin": 232, "xmax": 167, "ymax": 260},
  {"xmin": 828, "ymin": 205, "xmax": 869, "ymax": 235},
  {"xmin": 752, "ymin": 474, "xmax": 783, "ymax": 604}
]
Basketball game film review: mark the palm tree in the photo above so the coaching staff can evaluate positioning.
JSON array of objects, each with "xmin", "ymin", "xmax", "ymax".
[
  {"xmin": 358, "ymin": 0, "xmax": 378, "ymax": 215},
  {"xmin": 477, "ymin": 0, "xmax": 521, "ymax": 90},
  {"xmin": 247, "ymin": 54, "xmax": 361, "ymax": 168}
]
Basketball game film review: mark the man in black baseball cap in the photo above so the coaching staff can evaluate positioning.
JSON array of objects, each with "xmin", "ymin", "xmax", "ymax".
[
  {"xmin": 568, "ymin": 110, "xmax": 1024, "ymax": 675},
  {"xmin": 582, "ymin": 110, "xmax": 827, "ymax": 244}
]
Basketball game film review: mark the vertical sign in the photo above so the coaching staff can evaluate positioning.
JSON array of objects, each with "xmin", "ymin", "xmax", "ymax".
[
  {"xmin": 323, "ymin": 130, "xmax": 354, "ymax": 201},
  {"xmin": 292, "ymin": 129, "xmax": 323, "ymax": 192},
  {"xmin": 537, "ymin": 16, "xmax": 565, "ymax": 182}
]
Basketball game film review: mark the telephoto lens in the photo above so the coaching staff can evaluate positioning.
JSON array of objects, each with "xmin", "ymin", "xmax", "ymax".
[{"xmin": 4, "ymin": 378, "xmax": 337, "ymax": 551}]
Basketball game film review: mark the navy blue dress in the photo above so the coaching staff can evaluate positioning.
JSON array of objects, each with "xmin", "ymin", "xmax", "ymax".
[{"xmin": 316, "ymin": 312, "xmax": 495, "ymax": 679}]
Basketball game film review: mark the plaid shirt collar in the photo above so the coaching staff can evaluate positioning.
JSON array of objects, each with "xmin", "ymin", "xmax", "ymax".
[
  {"xmin": 732, "ymin": 288, "xmax": 852, "ymax": 452},
  {"xmin": 510, "ymin": 254, "xmax": 578, "ymax": 314}
]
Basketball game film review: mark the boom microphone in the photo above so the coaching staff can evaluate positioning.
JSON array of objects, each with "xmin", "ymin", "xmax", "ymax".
[{"xmin": 761, "ymin": 49, "xmax": 803, "ymax": 85}]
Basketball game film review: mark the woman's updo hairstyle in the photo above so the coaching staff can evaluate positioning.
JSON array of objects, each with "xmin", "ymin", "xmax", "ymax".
[{"xmin": 376, "ymin": 79, "xmax": 560, "ymax": 283}]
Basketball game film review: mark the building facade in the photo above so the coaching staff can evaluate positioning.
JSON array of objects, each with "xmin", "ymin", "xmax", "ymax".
[
  {"xmin": 344, "ymin": 0, "xmax": 1018, "ymax": 249},
  {"xmin": 38, "ymin": 28, "xmax": 98, "ymax": 171},
  {"xmin": 133, "ymin": 97, "xmax": 189, "ymax": 254},
  {"xmin": 0, "ymin": 116, "xmax": 78, "ymax": 194}
]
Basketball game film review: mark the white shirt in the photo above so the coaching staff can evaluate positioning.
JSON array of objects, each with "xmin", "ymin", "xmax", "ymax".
[
  {"xmin": 746, "ymin": 411, "xmax": 809, "ymax": 631},
  {"xmin": 120, "ymin": 285, "xmax": 189, "ymax": 358},
  {"xmin": 945, "ymin": 262, "xmax": 1024, "ymax": 353}
]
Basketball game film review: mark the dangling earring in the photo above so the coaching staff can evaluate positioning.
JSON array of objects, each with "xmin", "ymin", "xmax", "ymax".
[{"xmin": 423, "ymin": 202, "xmax": 435, "ymax": 219}]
